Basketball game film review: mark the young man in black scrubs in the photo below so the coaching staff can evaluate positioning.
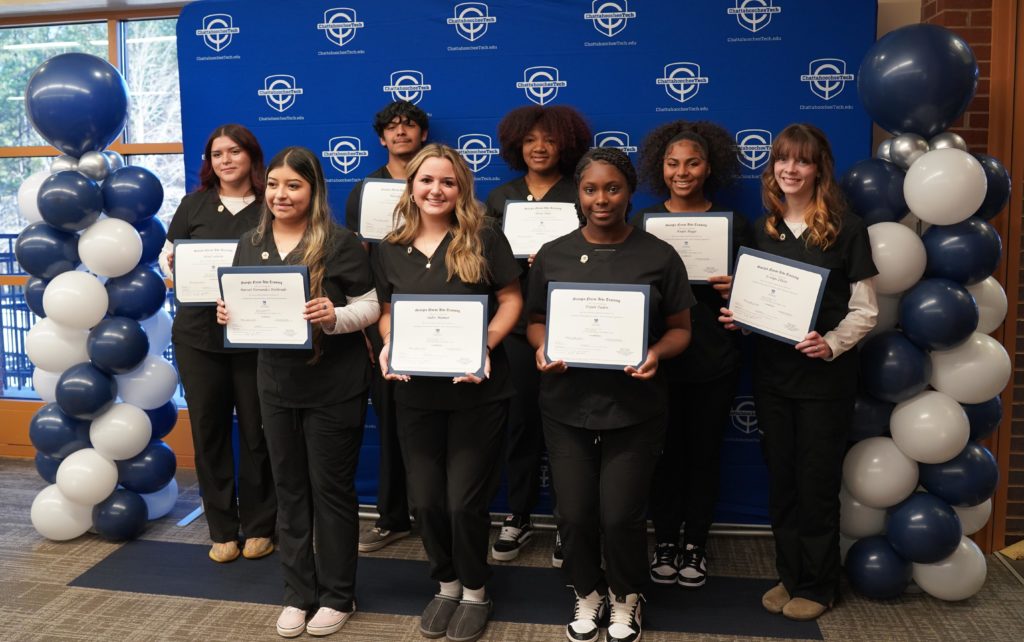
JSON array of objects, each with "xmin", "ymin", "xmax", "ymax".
[{"xmin": 347, "ymin": 101, "xmax": 429, "ymax": 553}]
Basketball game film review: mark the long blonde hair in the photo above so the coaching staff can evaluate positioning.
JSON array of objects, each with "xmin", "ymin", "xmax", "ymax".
[
  {"xmin": 386, "ymin": 144, "xmax": 489, "ymax": 284},
  {"xmin": 761, "ymin": 124, "xmax": 844, "ymax": 250}
]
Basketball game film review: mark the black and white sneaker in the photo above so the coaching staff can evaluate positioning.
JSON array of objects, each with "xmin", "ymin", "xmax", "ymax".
[
  {"xmin": 607, "ymin": 590, "xmax": 643, "ymax": 642},
  {"xmin": 491, "ymin": 515, "xmax": 532, "ymax": 561},
  {"xmin": 551, "ymin": 531, "xmax": 564, "ymax": 568},
  {"xmin": 566, "ymin": 590, "xmax": 606, "ymax": 642},
  {"xmin": 649, "ymin": 542, "xmax": 678, "ymax": 584},
  {"xmin": 677, "ymin": 543, "xmax": 707, "ymax": 588}
]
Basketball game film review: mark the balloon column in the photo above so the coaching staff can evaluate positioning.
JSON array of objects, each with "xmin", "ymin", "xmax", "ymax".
[
  {"xmin": 838, "ymin": 25, "xmax": 1010, "ymax": 603},
  {"xmin": 17, "ymin": 53, "xmax": 178, "ymax": 542}
]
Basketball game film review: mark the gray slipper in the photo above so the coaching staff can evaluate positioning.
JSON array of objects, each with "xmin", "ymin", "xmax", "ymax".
[
  {"xmin": 446, "ymin": 599, "xmax": 493, "ymax": 642},
  {"xmin": 420, "ymin": 594, "xmax": 460, "ymax": 638}
]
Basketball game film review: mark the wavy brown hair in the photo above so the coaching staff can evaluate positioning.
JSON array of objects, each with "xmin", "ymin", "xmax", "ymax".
[{"xmin": 198, "ymin": 124, "xmax": 265, "ymax": 198}]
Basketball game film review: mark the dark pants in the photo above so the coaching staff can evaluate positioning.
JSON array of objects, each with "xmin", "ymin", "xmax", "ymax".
[
  {"xmin": 544, "ymin": 414, "xmax": 664, "ymax": 596},
  {"xmin": 502, "ymin": 332, "xmax": 545, "ymax": 516},
  {"xmin": 754, "ymin": 388, "xmax": 852, "ymax": 606},
  {"xmin": 396, "ymin": 400, "xmax": 507, "ymax": 590},
  {"xmin": 263, "ymin": 396, "xmax": 367, "ymax": 612},
  {"xmin": 650, "ymin": 368, "xmax": 741, "ymax": 547},
  {"xmin": 367, "ymin": 326, "xmax": 411, "ymax": 532},
  {"xmin": 174, "ymin": 343, "xmax": 275, "ymax": 542}
]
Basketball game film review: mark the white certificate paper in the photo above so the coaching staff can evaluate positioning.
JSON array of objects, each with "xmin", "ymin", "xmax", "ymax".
[
  {"xmin": 389, "ymin": 294, "xmax": 488, "ymax": 377},
  {"xmin": 502, "ymin": 200, "xmax": 579, "ymax": 257},
  {"xmin": 359, "ymin": 178, "xmax": 405, "ymax": 242},
  {"xmin": 218, "ymin": 266, "xmax": 311, "ymax": 349},
  {"xmin": 173, "ymin": 240, "xmax": 238, "ymax": 305},
  {"xmin": 544, "ymin": 283, "xmax": 650, "ymax": 370},
  {"xmin": 728, "ymin": 248, "xmax": 829, "ymax": 344},
  {"xmin": 643, "ymin": 212, "xmax": 732, "ymax": 283}
]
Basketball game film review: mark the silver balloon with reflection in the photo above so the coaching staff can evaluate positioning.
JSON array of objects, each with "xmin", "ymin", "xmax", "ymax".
[
  {"xmin": 103, "ymin": 150, "xmax": 126, "ymax": 172},
  {"xmin": 76, "ymin": 151, "xmax": 111, "ymax": 181},
  {"xmin": 889, "ymin": 133, "xmax": 929, "ymax": 169},
  {"xmin": 875, "ymin": 138, "xmax": 894, "ymax": 163},
  {"xmin": 50, "ymin": 155, "xmax": 78, "ymax": 174},
  {"xmin": 929, "ymin": 132, "xmax": 968, "ymax": 152}
]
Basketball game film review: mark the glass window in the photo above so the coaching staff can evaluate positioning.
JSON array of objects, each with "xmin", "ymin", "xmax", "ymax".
[
  {"xmin": 0, "ymin": 156, "xmax": 51, "ymax": 235},
  {"xmin": 122, "ymin": 18, "xmax": 181, "ymax": 144},
  {"xmin": 127, "ymin": 153, "xmax": 185, "ymax": 226}
]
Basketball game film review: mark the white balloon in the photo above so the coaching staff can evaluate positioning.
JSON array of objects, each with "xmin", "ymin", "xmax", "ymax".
[
  {"xmin": 116, "ymin": 355, "xmax": 178, "ymax": 410},
  {"xmin": 30, "ymin": 484, "xmax": 93, "ymax": 541},
  {"xmin": 867, "ymin": 223, "xmax": 927, "ymax": 295},
  {"xmin": 26, "ymin": 318, "xmax": 89, "ymax": 373},
  {"xmin": 912, "ymin": 536, "xmax": 987, "ymax": 601},
  {"xmin": 930, "ymin": 332, "xmax": 1012, "ymax": 404},
  {"xmin": 890, "ymin": 391, "xmax": 970, "ymax": 464},
  {"xmin": 839, "ymin": 485, "xmax": 887, "ymax": 538},
  {"xmin": 55, "ymin": 448, "xmax": 118, "ymax": 506},
  {"xmin": 842, "ymin": 437, "xmax": 919, "ymax": 509},
  {"xmin": 17, "ymin": 170, "xmax": 50, "ymax": 224},
  {"xmin": 76, "ymin": 151, "xmax": 110, "ymax": 181},
  {"xmin": 966, "ymin": 277, "xmax": 1007, "ymax": 335},
  {"xmin": 78, "ymin": 217, "xmax": 143, "ymax": 278},
  {"xmin": 139, "ymin": 477, "xmax": 178, "ymax": 520},
  {"xmin": 141, "ymin": 308, "xmax": 173, "ymax": 356},
  {"xmin": 953, "ymin": 499, "xmax": 992, "ymax": 536},
  {"xmin": 89, "ymin": 403, "xmax": 153, "ymax": 460},
  {"xmin": 33, "ymin": 367, "xmax": 61, "ymax": 402},
  {"xmin": 865, "ymin": 293, "xmax": 902, "ymax": 341},
  {"xmin": 904, "ymin": 148, "xmax": 988, "ymax": 226},
  {"xmin": 41, "ymin": 271, "xmax": 108, "ymax": 330}
]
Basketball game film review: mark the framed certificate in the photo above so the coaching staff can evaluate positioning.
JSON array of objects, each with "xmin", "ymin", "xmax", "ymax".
[
  {"xmin": 544, "ymin": 282, "xmax": 650, "ymax": 370},
  {"xmin": 388, "ymin": 294, "xmax": 488, "ymax": 378},
  {"xmin": 501, "ymin": 200, "xmax": 579, "ymax": 258},
  {"xmin": 172, "ymin": 240, "xmax": 238, "ymax": 306},
  {"xmin": 359, "ymin": 178, "xmax": 405, "ymax": 242},
  {"xmin": 217, "ymin": 266, "xmax": 312, "ymax": 350},
  {"xmin": 728, "ymin": 247, "xmax": 830, "ymax": 344},
  {"xmin": 642, "ymin": 211, "xmax": 733, "ymax": 283}
]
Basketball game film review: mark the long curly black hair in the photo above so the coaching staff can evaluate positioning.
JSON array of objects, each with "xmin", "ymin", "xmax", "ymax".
[{"xmin": 637, "ymin": 120, "xmax": 740, "ymax": 198}]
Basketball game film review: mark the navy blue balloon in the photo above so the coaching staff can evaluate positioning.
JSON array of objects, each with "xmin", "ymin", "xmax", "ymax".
[
  {"xmin": 35, "ymin": 452, "xmax": 61, "ymax": 484},
  {"xmin": 37, "ymin": 171, "xmax": 103, "ymax": 232},
  {"xmin": 858, "ymin": 24, "xmax": 978, "ymax": 137},
  {"xmin": 922, "ymin": 217, "xmax": 1002, "ymax": 286},
  {"xmin": 117, "ymin": 440, "xmax": 176, "ymax": 494},
  {"xmin": 972, "ymin": 154, "xmax": 1011, "ymax": 221},
  {"xmin": 28, "ymin": 402, "xmax": 91, "ymax": 458},
  {"xmin": 14, "ymin": 221, "xmax": 79, "ymax": 279},
  {"xmin": 898, "ymin": 278, "xmax": 979, "ymax": 351},
  {"xmin": 840, "ymin": 159, "xmax": 907, "ymax": 226},
  {"xmin": 102, "ymin": 166, "xmax": 164, "ymax": 224},
  {"xmin": 145, "ymin": 400, "xmax": 178, "ymax": 441},
  {"xmin": 135, "ymin": 217, "xmax": 167, "ymax": 265},
  {"xmin": 91, "ymin": 489, "xmax": 148, "ymax": 541},
  {"xmin": 919, "ymin": 441, "xmax": 999, "ymax": 506},
  {"xmin": 962, "ymin": 396, "xmax": 1002, "ymax": 442},
  {"xmin": 24, "ymin": 53, "xmax": 129, "ymax": 157},
  {"xmin": 851, "ymin": 393, "xmax": 894, "ymax": 442},
  {"xmin": 87, "ymin": 316, "xmax": 149, "ymax": 375},
  {"xmin": 859, "ymin": 331, "xmax": 933, "ymax": 403},
  {"xmin": 885, "ymin": 492, "xmax": 962, "ymax": 563},
  {"xmin": 55, "ymin": 362, "xmax": 117, "ymax": 420},
  {"xmin": 24, "ymin": 276, "xmax": 47, "ymax": 318},
  {"xmin": 845, "ymin": 536, "xmax": 912, "ymax": 600},
  {"xmin": 105, "ymin": 266, "xmax": 167, "ymax": 320}
]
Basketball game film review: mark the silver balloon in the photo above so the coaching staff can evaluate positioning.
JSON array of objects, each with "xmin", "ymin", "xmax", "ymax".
[
  {"xmin": 50, "ymin": 155, "xmax": 77, "ymax": 174},
  {"xmin": 103, "ymin": 150, "xmax": 125, "ymax": 172},
  {"xmin": 876, "ymin": 138, "xmax": 894, "ymax": 163},
  {"xmin": 76, "ymin": 151, "xmax": 111, "ymax": 181},
  {"xmin": 889, "ymin": 133, "xmax": 929, "ymax": 169},
  {"xmin": 929, "ymin": 132, "xmax": 968, "ymax": 152}
]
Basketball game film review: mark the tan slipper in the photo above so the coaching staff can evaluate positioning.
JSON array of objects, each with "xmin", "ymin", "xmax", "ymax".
[
  {"xmin": 782, "ymin": 597, "xmax": 830, "ymax": 621},
  {"xmin": 209, "ymin": 540, "xmax": 240, "ymax": 563},
  {"xmin": 761, "ymin": 582, "xmax": 791, "ymax": 614},
  {"xmin": 243, "ymin": 537, "xmax": 274, "ymax": 560}
]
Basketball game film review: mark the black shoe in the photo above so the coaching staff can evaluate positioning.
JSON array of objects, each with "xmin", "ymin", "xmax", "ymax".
[
  {"xmin": 566, "ymin": 590, "xmax": 606, "ymax": 642},
  {"xmin": 607, "ymin": 590, "xmax": 643, "ymax": 642},
  {"xmin": 677, "ymin": 543, "xmax": 707, "ymax": 588},
  {"xmin": 420, "ymin": 594, "xmax": 459, "ymax": 639},
  {"xmin": 551, "ymin": 531, "xmax": 564, "ymax": 568},
  {"xmin": 648, "ymin": 542, "xmax": 678, "ymax": 585},
  {"xmin": 446, "ymin": 599, "xmax": 492, "ymax": 642},
  {"xmin": 491, "ymin": 515, "xmax": 532, "ymax": 561}
]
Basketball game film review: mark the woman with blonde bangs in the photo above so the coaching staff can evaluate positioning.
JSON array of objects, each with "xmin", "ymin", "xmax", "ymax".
[
  {"xmin": 373, "ymin": 144, "xmax": 522, "ymax": 642},
  {"xmin": 720, "ymin": 124, "xmax": 878, "ymax": 621}
]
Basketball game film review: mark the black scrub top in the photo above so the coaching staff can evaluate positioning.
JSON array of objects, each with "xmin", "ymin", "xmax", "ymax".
[
  {"xmin": 166, "ymin": 190, "xmax": 261, "ymax": 353},
  {"xmin": 372, "ymin": 219, "xmax": 522, "ymax": 411},
  {"xmin": 750, "ymin": 212, "xmax": 878, "ymax": 399},
  {"xmin": 233, "ymin": 224, "xmax": 373, "ymax": 408},
  {"xmin": 632, "ymin": 202, "xmax": 753, "ymax": 383},
  {"xmin": 344, "ymin": 165, "xmax": 391, "ymax": 235},
  {"xmin": 527, "ymin": 227, "xmax": 697, "ymax": 430}
]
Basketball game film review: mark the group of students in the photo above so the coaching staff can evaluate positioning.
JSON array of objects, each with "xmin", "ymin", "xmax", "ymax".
[{"xmin": 162, "ymin": 100, "xmax": 878, "ymax": 642}]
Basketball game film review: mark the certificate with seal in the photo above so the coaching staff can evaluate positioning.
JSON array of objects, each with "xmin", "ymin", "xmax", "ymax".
[
  {"xmin": 173, "ymin": 240, "xmax": 238, "ymax": 306},
  {"xmin": 642, "ymin": 212, "xmax": 733, "ymax": 283},
  {"xmin": 728, "ymin": 248, "xmax": 829, "ymax": 344},
  {"xmin": 544, "ymin": 282, "xmax": 650, "ymax": 370},
  {"xmin": 359, "ymin": 178, "xmax": 405, "ymax": 242},
  {"xmin": 388, "ymin": 294, "xmax": 488, "ymax": 378},
  {"xmin": 502, "ymin": 200, "xmax": 579, "ymax": 258},
  {"xmin": 217, "ymin": 266, "xmax": 311, "ymax": 350}
]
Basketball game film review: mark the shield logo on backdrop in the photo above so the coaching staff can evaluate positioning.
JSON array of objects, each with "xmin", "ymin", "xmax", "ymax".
[
  {"xmin": 259, "ymin": 75, "xmax": 302, "ymax": 112},
  {"xmin": 516, "ymin": 66, "xmax": 567, "ymax": 106},
  {"xmin": 320, "ymin": 8, "xmax": 364, "ymax": 47},
  {"xmin": 801, "ymin": 58, "xmax": 854, "ymax": 101},
  {"xmin": 197, "ymin": 14, "xmax": 238, "ymax": 52},
  {"xmin": 585, "ymin": 0, "xmax": 636, "ymax": 38},
  {"xmin": 385, "ymin": 70, "xmax": 431, "ymax": 105},
  {"xmin": 728, "ymin": 0, "xmax": 781, "ymax": 34},
  {"xmin": 457, "ymin": 134, "xmax": 499, "ymax": 173},
  {"xmin": 735, "ymin": 129, "xmax": 773, "ymax": 171},
  {"xmin": 658, "ymin": 62, "xmax": 708, "ymax": 104},
  {"xmin": 448, "ymin": 2, "xmax": 495, "ymax": 42},
  {"xmin": 593, "ymin": 131, "xmax": 637, "ymax": 154},
  {"xmin": 323, "ymin": 137, "xmax": 368, "ymax": 175}
]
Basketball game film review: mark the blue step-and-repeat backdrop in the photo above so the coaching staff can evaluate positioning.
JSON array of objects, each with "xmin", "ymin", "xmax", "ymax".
[{"xmin": 177, "ymin": 0, "xmax": 876, "ymax": 525}]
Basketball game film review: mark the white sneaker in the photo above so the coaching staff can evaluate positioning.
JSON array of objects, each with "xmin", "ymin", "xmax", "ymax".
[
  {"xmin": 276, "ymin": 606, "xmax": 306, "ymax": 638},
  {"xmin": 566, "ymin": 590, "xmax": 606, "ymax": 642},
  {"xmin": 306, "ymin": 606, "xmax": 354, "ymax": 636},
  {"xmin": 607, "ymin": 590, "xmax": 643, "ymax": 642}
]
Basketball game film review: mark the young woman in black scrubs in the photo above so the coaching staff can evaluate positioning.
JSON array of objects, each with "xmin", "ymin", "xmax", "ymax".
[
  {"xmin": 374, "ymin": 144, "xmax": 522, "ymax": 642},
  {"xmin": 634, "ymin": 121, "xmax": 752, "ymax": 588},
  {"xmin": 161, "ymin": 124, "xmax": 276, "ymax": 564},
  {"xmin": 484, "ymin": 105, "xmax": 590, "ymax": 564},
  {"xmin": 527, "ymin": 148, "xmax": 695, "ymax": 642},
  {"xmin": 720, "ymin": 124, "xmax": 878, "ymax": 621},
  {"xmin": 217, "ymin": 147, "xmax": 380, "ymax": 638}
]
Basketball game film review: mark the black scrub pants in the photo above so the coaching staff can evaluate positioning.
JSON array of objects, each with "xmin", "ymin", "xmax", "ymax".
[
  {"xmin": 174, "ymin": 343, "xmax": 275, "ymax": 543},
  {"xmin": 502, "ymin": 332, "xmax": 545, "ymax": 516},
  {"xmin": 753, "ymin": 388, "xmax": 852, "ymax": 606},
  {"xmin": 544, "ymin": 414, "xmax": 665, "ymax": 597},
  {"xmin": 396, "ymin": 400, "xmax": 507, "ymax": 590},
  {"xmin": 263, "ymin": 395, "xmax": 367, "ymax": 612},
  {"xmin": 650, "ymin": 368, "xmax": 741, "ymax": 547},
  {"xmin": 367, "ymin": 326, "xmax": 412, "ymax": 532}
]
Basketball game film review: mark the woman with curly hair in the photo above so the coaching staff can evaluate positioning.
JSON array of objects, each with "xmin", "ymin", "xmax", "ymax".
[{"xmin": 634, "ymin": 120, "xmax": 752, "ymax": 590}]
